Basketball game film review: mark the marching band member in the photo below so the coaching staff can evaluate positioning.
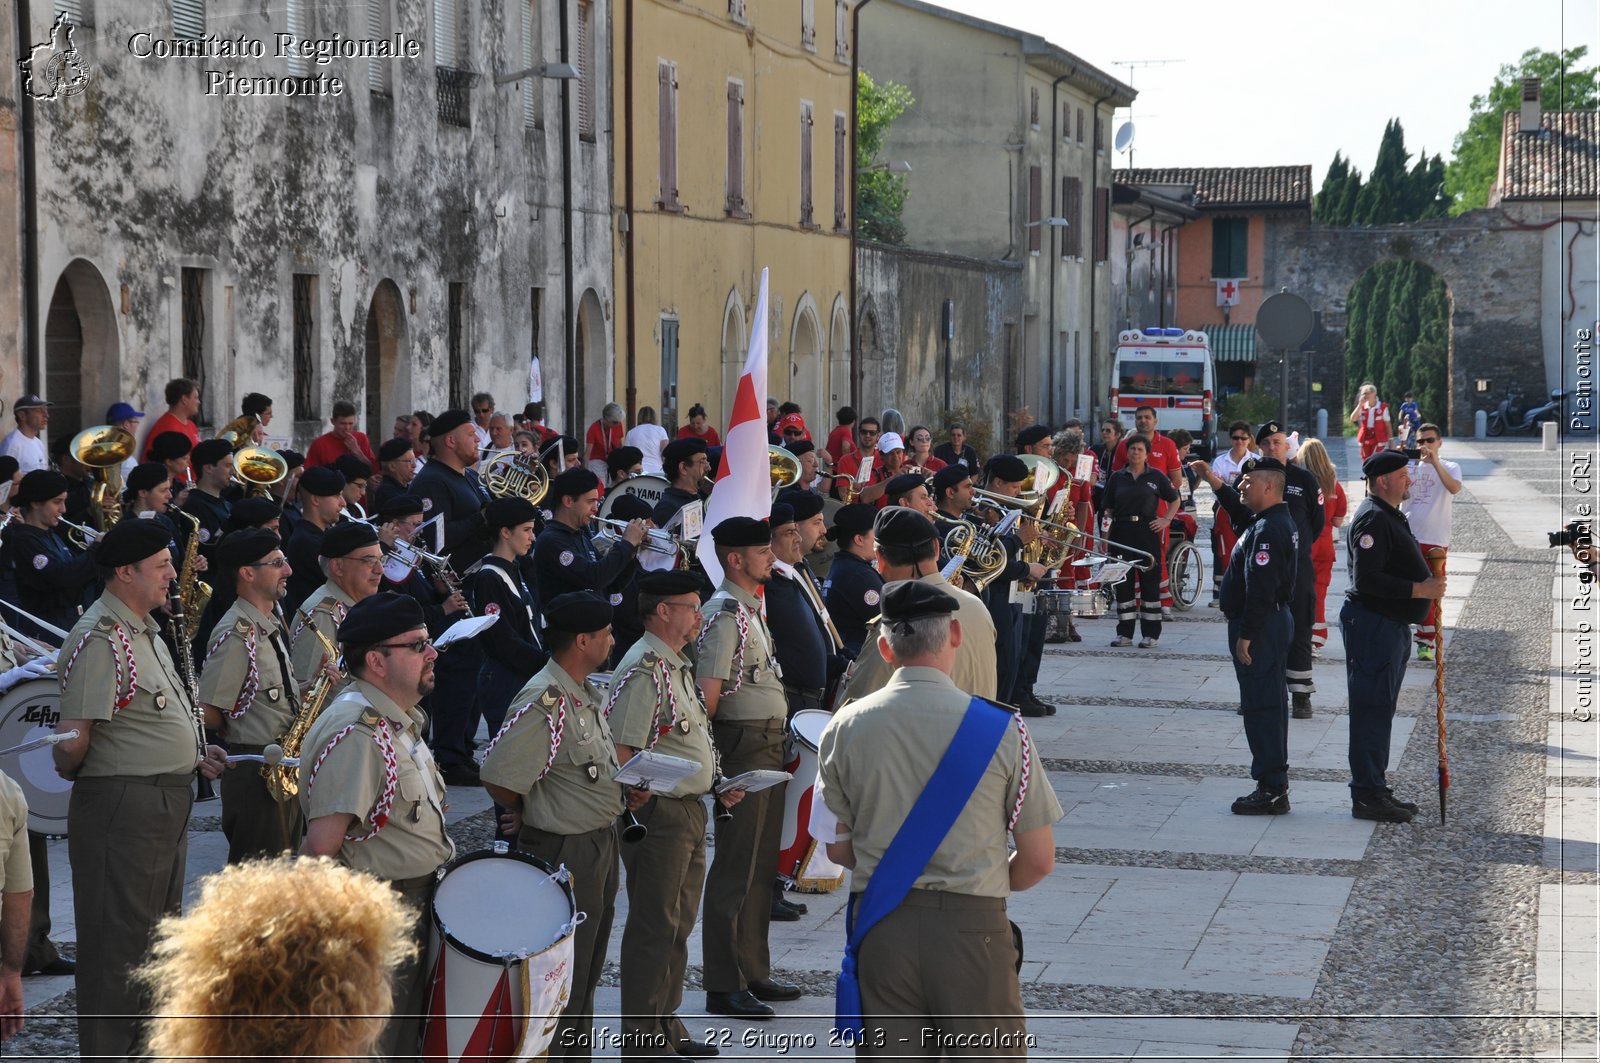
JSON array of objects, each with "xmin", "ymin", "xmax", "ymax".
[
  {"xmin": 3, "ymin": 470, "xmax": 99, "ymax": 641},
  {"xmin": 284, "ymin": 466, "xmax": 347, "ymax": 614},
  {"xmin": 198, "ymin": 529, "xmax": 304, "ymax": 861},
  {"xmin": 49, "ymin": 435, "xmax": 96, "ymax": 531},
  {"xmin": 601, "ymin": 493, "xmax": 655, "ymax": 663},
  {"xmin": 541, "ymin": 435, "xmax": 584, "ymax": 479},
  {"xmin": 841, "ymin": 508, "xmax": 997, "ymax": 704},
  {"xmin": 0, "ymin": 761, "xmax": 32, "ymax": 1035},
  {"xmin": 608, "ymin": 570, "xmax": 732, "ymax": 1060},
  {"xmin": 696, "ymin": 517, "xmax": 801, "ymax": 1020},
  {"xmin": 824, "ymin": 503, "xmax": 884, "ymax": 658},
  {"xmin": 332, "ymin": 454, "xmax": 373, "ymax": 522},
  {"xmin": 882, "ymin": 472, "xmax": 936, "ymax": 518},
  {"xmin": 271, "ymin": 448, "xmax": 307, "ymax": 541},
  {"xmin": 289, "ymin": 521, "xmax": 383, "ymax": 688},
  {"xmin": 651, "ymin": 438, "xmax": 710, "ymax": 529},
  {"xmin": 479, "ymin": 591, "xmax": 631, "ymax": 1063},
  {"xmin": 409, "ymin": 409, "xmax": 494, "ymax": 780},
  {"xmin": 1012, "ymin": 425, "xmax": 1057, "ymax": 714},
  {"xmin": 298, "ymin": 592, "xmax": 453, "ymax": 1060},
  {"xmin": 978, "ymin": 455, "xmax": 1047, "ymax": 704},
  {"xmin": 470, "ymin": 498, "xmax": 548, "ymax": 745},
  {"xmin": 605, "ymin": 445, "xmax": 644, "ymax": 491},
  {"xmin": 765, "ymin": 503, "xmax": 830, "ymax": 719},
  {"xmin": 814, "ymin": 581, "xmax": 1061, "ymax": 1053},
  {"xmin": 783, "ymin": 438, "xmax": 822, "ymax": 493},
  {"xmin": 536, "ymin": 468, "xmax": 645, "ymax": 606},
  {"xmin": 375, "ymin": 495, "xmax": 469, "ymax": 636},
  {"xmin": 931, "ymin": 464, "xmax": 975, "ymax": 575},
  {"xmin": 373, "ymin": 437, "xmax": 420, "ymax": 511},
  {"xmin": 51, "ymin": 519, "xmax": 227, "ymax": 1059},
  {"xmin": 148, "ymin": 431, "xmax": 195, "ymax": 493},
  {"xmin": 181, "ymin": 439, "xmax": 235, "ymax": 567},
  {"xmin": 1044, "ymin": 429, "xmax": 1092, "ymax": 645},
  {"xmin": 227, "ymin": 495, "xmax": 288, "ymax": 534}
]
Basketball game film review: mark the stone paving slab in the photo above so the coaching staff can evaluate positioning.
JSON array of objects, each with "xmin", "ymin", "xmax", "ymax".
[
  {"xmin": 1048, "ymin": 773, "xmax": 1376, "ymax": 860},
  {"xmin": 1544, "ymin": 788, "xmax": 1600, "ymax": 872},
  {"xmin": 1546, "ymin": 719, "xmax": 1599, "ymax": 776},
  {"xmin": 1536, "ymin": 885, "xmax": 1600, "ymax": 1014}
]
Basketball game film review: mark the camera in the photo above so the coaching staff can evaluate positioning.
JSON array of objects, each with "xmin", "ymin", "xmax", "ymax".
[
  {"xmin": 1402, "ymin": 448, "xmax": 1422, "ymax": 461},
  {"xmin": 1549, "ymin": 521, "xmax": 1593, "ymax": 549}
]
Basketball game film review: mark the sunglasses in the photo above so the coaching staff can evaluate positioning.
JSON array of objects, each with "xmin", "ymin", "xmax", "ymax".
[
  {"xmin": 1418, "ymin": 437, "xmax": 1439, "ymax": 444},
  {"xmin": 1231, "ymin": 435, "xmax": 1251, "ymax": 442},
  {"xmin": 860, "ymin": 429, "xmax": 880, "ymax": 435}
]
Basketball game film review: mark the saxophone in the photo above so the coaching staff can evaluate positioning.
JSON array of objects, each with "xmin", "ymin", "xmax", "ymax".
[
  {"xmin": 169, "ymin": 506, "xmax": 213, "ymax": 645},
  {"xmin": 267, "ymin": 619, "xmax": 341, "ymax": 802}
]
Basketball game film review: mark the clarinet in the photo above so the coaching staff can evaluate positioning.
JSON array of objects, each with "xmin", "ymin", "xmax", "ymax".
[{"xmin": 167, "ymin": 578, "xmax": 216, "ymax": 801}]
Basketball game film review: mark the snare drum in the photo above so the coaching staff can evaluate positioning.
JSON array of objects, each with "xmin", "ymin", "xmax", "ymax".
[
  {"xmin": 777, "ymin": 709, "xmax": 844, "ymax": 894},
  {"xmin": 421, "ymin": 849, "xmax": 583, "ymax": 1063},
  {"xmin": 1067, "ymin": 589, "xmax": 1110, "ymax": 619},
  {"xmin": 1033, "ymin": 589, "xmax": 1075, "ymax": 618},
  {"xmin": 0, "ymin": 679, "xmax": 70, "ymax": 837}
]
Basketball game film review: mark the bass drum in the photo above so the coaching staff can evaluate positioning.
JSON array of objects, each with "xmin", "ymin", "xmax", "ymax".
[
  {"xmin": 0, "ymin": 679, "xmax": 71, "ymax": 837},
  {"xmin": 599, "ymin": 475, "xmax": 670, "ymax": 521},
  {"xmin": 777, "ymin": 708, "xmax": 844, "ymax": 894}
]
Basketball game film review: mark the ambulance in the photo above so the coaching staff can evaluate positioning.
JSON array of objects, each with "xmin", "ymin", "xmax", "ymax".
[{"xmin": 1109, "ymin": 327, "xmax": 1217, "ymax": 456}]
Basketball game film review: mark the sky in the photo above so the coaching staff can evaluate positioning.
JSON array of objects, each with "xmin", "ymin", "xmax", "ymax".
[{"xmin": 916, "ymin": 0, "xmax": 1597, "ymax": 183}]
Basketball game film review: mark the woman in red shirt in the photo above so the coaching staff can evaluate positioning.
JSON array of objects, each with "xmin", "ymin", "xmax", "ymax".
[
  {"xmin": 675, "ymin": 404, "xmax": 721, "ymax": 447},
  {"xmin": 585, "ymin": 402, "xmax": 625, "ymax": 480},
  {"xmin": 825, "ymin": 406, "xmax": 859, "ymax": 469},
  {"xmin": 1297, "ymin": 437, "xmax": 1348, "ymax": 654},
  {"xmin": 905, "ymin": 425, "xmax": 947, "ymax": 473}
]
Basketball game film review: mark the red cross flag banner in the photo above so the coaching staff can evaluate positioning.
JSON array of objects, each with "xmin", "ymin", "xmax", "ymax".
[
  {"xmin": 1216, "ymin": 278, "xmax": 1241, "ymax": 307},
  {"xmin": 696, "ymin": 267, "xmax": 773, "ymax": 585}
]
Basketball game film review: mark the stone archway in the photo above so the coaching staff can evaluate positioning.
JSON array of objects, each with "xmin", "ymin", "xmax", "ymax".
[
  {"xmin": 574, "ymin": 288, "xmax": 608, "ymax": 429},
  {"xmin": 720, "ymin": 287, "xmax": 746, "ymax": 430},
  {"xmin": 363, "ymin": 279, "xmax": 409, "ymax": 442},
  {"xmin": 828, "ymin": 295, "xmax": 849, "ymax": 411},
  {"xmin": 856, "ymin": 298, "xmax": 883, "ymax": 417},
  {"xmin": 1340, "ymin": 260, "xmax": 1453, "ymax": 436},
  {"xmin": 790, "ymin": 295, "xmax": 822, "ymax": 423},
  {"xmin": 43, "ymin": 258, "xmax": 120, "ymax": 441}
]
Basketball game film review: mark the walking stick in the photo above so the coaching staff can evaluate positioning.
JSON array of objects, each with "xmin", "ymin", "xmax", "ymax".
[{"xmin": 1425, "ymin": 547, "xmax": 1448, "ymax": 823}]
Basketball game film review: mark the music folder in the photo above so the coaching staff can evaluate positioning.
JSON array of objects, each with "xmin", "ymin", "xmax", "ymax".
[
  {"xmin": 614, "ymin": 750, "xmax": 703, "ymax": 792},
  {"xmin": 715, "ymin": 769, "xmax": 792, "ymax": 795}
]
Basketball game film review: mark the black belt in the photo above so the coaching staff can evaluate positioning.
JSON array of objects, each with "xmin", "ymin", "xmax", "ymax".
[
  {"xmin": 783, "ymin": 683, "xmax": 824, "ymax": 700},
  {"xmin": 1113, "ymin": 516, "xmax": 1149, "ymax": 524}
]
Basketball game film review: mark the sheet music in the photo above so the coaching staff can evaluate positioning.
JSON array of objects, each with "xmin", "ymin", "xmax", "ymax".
[
  {"xmin": 716, "ymin": 769, "xmax": 792, "ymax": 794},
  {"xmin": 434, "ymin": 613, "xmax": 499, "ymax": 650},
  {"xmin": 614, "ymin": 750, "xmax": 703, "ymax": 792}
]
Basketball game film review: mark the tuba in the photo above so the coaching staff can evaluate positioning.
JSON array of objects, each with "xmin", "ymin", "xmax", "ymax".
[
  {"xmin": 70, "ymin": 424, "xmax": 136, "ymax": 530},
  {"xmin": 269, "ymin": 622, "xmax": 341, "ymax": 801},
  {"xmin": 232, "ymin": 446, "xmax": 289, "ymax": 497},
  {"xmin": 769, "ymin": 445, "xmax": 802, "ymax": 494},
  {"xmin": 216, "ymin": 414, "xmax": 261, "ymax": 451},
  {"xmin": 483, "ymin": 451, "xmax": 550, "ymax": 504}
]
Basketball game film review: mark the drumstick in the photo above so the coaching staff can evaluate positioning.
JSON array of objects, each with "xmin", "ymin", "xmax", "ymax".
[{"xmin": 0, "ymin": 729, "xmax": 79, "ymax": 757}]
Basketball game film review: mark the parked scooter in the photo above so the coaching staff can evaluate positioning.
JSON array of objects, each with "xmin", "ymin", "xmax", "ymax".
[{"xmin": 1487, "ymin": 388, "xmax": 1566, "ymax": 436}]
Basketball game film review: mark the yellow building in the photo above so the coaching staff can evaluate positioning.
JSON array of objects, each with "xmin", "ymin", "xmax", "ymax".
[{"xmin": 613, "ymin": 0, "xmax": 854, "ymax": 434}]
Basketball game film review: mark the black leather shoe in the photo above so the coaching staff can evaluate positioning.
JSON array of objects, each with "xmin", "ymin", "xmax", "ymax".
[
  {"xmin": 1291, "ymin": 693, "xmax": 1313, "ymax": 719},
  {"xmin": 1353, "ymin": 793, "xmax": 1414, "ymax": 823},
  {"xmin": 24, "ymin": 956, "xmax": 74, "ymax": 976},
  {"xmin": 747, "ymin": 977, "xmax": 802, "ymax": 1002},
  {"xmin": 1382, "ymin": 789, "xmax": 1420, "ymax": 814},
  {"xmin": 1019, "ymin": 698, "xmax": 1048, "ymax": 718},
  {"xmin": 773, "ymin": 880, "xmax": 807, "ymax": 915},
  {"xmin": 1230, "ymin": 788, "xmax": 1290, "ymax": 816},
  {"xmin": 674, "ymin": 1038, "xmax": 721, "ymax": 1058},
  {"xmin": 705, "ymin": 990, "xmax": 774, "ymax": 1019},
  {"xmin": 441, "ymin": 762, "xmax": 481, "ymax": 786},
  {"xmin": 768, "ymin": 900, "xmax": 800, "ymax": 922},
  {"xmin": 778, "ymin": 895, "xmax": 807, "ymax": 916}
]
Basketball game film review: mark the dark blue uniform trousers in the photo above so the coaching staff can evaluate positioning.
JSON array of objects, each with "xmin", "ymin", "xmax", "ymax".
[
  {"xmin": 430, "ymin": 640, "xmax": 484, "ymax": 768},
  {"xmin": 1339, "ymin": 599, "xmax": 1411, "ymax": 798},
  {"xmin": 1016, "ymin": 607, "xmax": 1049, "ymax": 695},
  {"xmin": 1228, "ymin": 606, "xmax": 1293, "ymax": 791}
]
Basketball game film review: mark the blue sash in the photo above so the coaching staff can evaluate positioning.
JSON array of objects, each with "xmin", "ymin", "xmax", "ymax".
[{"xmin": 834, "ymin": 696, "xmax": 1013, "ymax": 1040}]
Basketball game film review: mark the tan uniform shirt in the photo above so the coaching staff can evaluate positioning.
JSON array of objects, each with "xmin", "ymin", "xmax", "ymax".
[
  {"xmin": 480, "ymin": 661, "xmax": 624, "ymax": 835},
  {"xmin": 299, "ymin": 679, "xmax": 454, "ymax": 881},
  {"xmin": 695, "ymin": 582, "xmax": 787, "ymax": 722},
  {"xmin": 817, "ymin": 666, "xmax": 1061, "ymax": 898},
  {"xmin": 199, "ymin": 597, "xmax": 299, "ymax": 747},
  {"xmin": 289, "ymin": 583, "xmax": 356, "ymax": 687},
  {"xmin": 59, "ymin": 593, "xmax": 203, "ymax": 777},
  {"xmin": 605, "ymin": 631, "xmax": 716, "ymax": 798},
  {"xmin": 841, "ymin": 572, "xmax": 997, "ymax": 703},
  {"xmin": 0, "ymin": 771, "xmax": 31, "ymax": 893}
]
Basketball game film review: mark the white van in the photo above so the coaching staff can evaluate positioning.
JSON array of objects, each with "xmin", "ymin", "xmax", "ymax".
[{"xmin": 1109, "ymin": 328, "xmax": 1217, "ymax": 455}]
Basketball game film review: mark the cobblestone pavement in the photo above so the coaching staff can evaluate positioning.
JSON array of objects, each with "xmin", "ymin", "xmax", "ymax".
[{"xmin": 5, "ymin": 436, "xmax": 1597, "ymax": 1060}]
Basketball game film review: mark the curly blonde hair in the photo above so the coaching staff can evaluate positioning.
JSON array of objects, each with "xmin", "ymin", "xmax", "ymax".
[
  {"xmin": 1296, "ymin": 437, "xmax": 1340, "ymax": 500},
  {"xmin": 139, "ymin": 856, "xmax": 418, "ymax": 1063}
]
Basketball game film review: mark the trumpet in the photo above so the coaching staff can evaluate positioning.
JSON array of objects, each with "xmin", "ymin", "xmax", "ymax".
[
  {"xmin": 58, "ymin": 517, "xmax": 102, "ymax": 549},
  {"xmin": 595, "ymin": 517, "xmax": 681, "ymax": 558}
]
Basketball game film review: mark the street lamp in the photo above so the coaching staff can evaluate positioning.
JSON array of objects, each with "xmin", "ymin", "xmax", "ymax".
[
  {"xmin": 862, "ymin": 160, "xmax": 913, "ymax": 174},
  {"xmin": 494, "ymin": 62, "xmax": 579, "ymax": 85},
  {"xmin": 1025, "ymin": 216, "xmax": 1069, "ymax": 228}
]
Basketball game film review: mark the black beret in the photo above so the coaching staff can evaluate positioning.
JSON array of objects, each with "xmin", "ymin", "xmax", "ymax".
[
  {"xmin": 1255, "ymin": 420, "xmax": 1285, "ymax": 444},
  {"xmin": 319, "ymin": 520, "xmax": 379, "ymax": 558},
  {"xmin": 278, "ymin": 448, "xmax": 306, "ymax": 471},
  {"xmin": 769, "ymin": 502, "xmax": 796, "ymax": 527},
  {"xmin": 214, "ymin": 528, "xmax": 281, "ymax": 572},
  {"xmin": 377, "ymin": 437, "xmax": 413, "ymax": 462},
  {"xmin": 828, "ymin": 502, "xmax": 877, "ymax": 542},
  {"xmin": 14, "ymin": 470, "xmax": 68, "ymax": 505},
  {"xmin": 377, "ymin": 494, "xmax": 425, "ymax": 520},
  {"xmin": 931, "ymin": 464, "xmax": 971, "ymax": 495},
  {"xmin": 299, "ymin": 466, "xmax": 346, "ymax": 497},
  {"xmin": 0, "ymin": 456, "xmax": 18, "ymax": 483},
  {"xmin": 332, "ymin": 454, "xmax": 372, "ymax": 482},
  {"xmin": 877, "ymin": 579, "xmax": 959, "ymax": 630},
  {"xmin": 486, "ymin": 496, "xmax": 538, "ymax": 530},
  {"xmin": 637, "ymin": 571, "xmax": 702, "ymax": 598},
  {"xmin": 149, "ymin": 431, "xmax": 194, "ymax": 460},
  {"xmin": 873, "ymin": 506, "xmax": 937, "ymax": 547},
  {"xmin": 227, "ymin": 496, "xmax": 283, "ymax": 531},
  {"xmin": 608, "ymin": 493, "xmax": 654, "ymax": 522},
  {"xmin": 711, "ymin": 516, "xmax": 771, "ymax": 548},
  {"xmin": 544, "ymin": 590, "xmax": 614, "ymax": 634},
  {"xmin": 606, "ymin": 446, "xmax": 644, "ymax": 474},
  {"xmin": 191, "ymin": 438, "xmax": 234, "ymax": 472},
  {"xmin": 776, "ymin": 489, "xmax": 825, "ymax": 522},
  {"xmin": 97, "ymin": 517, "xmax": 172, "ymax": 567},
  {"xmin": 884, "ymin": 473, "xmax": 926, "ymax": 501},
  {"xmin": 1015, "ymin": 424, "xmax": 1052, "ymax": 449},
  {"xmin": 338, "ymin": 591, "xmax": 426, "ymax": 647},
  {"xmin": 551, "ymin": 467, "xmax": 601, "ymax": 501},
  {"xmin": 428, "ymin": 409, "xmax": 471, "ymax": 438},
  {"xmin": 1363, "ymin": 449, "xmax": 1408, "ymax": 478},
  {"xmin": 984, "ymin": 454, "xmax": 1029, "ymax": 484},
  {"xmin": 784, "ymin": 438, "xmax": 816, "ymax": 457},
  {"xmin": 124, "ymin": 462, "xmax": 170, "ymax": 496},
  {"xmin": 1246, "ymin": 457, "xmax": 1287, "ymax": 474},
  {"xmin": 663, "ymin": 437, "xmax": 708, "ymax": 468}
]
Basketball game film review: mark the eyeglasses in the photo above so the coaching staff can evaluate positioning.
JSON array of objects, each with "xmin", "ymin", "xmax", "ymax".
[
  {"xmin": 1231, "ymin": 435, "xmax": 1251, "ymax": 442},
  {"xmin": 376, "ymin": 638, "xmax": 434, "ymax": 655},
  {"xmin": 341, "ymin": 554, "xmax": 386, "ymax": 571},
  {"xmin": 248, "ymin": 557, "xmax": 289, "ymax": 569}
]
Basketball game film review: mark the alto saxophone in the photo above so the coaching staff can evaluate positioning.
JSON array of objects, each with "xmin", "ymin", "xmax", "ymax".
[
  {"xmin": 267, "ymin": 621, "xmax": 341, "ymax": 802},
  {"xmin": 169, "ymin": 506, "xmax": 213, "ymax": 645}
]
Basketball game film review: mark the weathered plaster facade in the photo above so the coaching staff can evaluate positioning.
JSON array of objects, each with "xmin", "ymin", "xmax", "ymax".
[
  {"xmin": 11, "ymin": 0, "xmax": 612, "ymax": 448},
  {"xmin": 1109, "ymin": 183, "xmax": 1195, "ymax": 339},
  {"xmin": 0, "ymin": 11, "xmax": 24, "ymax": 409}
]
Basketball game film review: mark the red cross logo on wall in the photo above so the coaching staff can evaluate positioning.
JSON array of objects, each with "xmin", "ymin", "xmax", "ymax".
[{"xmin": 1217, "ymin": 279, "xmax": 1240, "ymax": 307}]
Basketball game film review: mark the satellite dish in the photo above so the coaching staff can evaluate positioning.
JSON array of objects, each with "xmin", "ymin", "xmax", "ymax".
[{"xmin": 1114, "ymin": 121, "xmax": 1135, "ymax": 154}]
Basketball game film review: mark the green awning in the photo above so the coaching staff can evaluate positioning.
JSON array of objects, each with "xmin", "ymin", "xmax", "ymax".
[{"xmin": 1204, "ymin": 323, "xmax": 1257, "ymax": 363}]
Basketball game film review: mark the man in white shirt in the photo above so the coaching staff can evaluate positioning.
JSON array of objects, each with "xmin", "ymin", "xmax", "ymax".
[
  {"xmin": 1206, "ymin": 420, "xmax": 1260, "ymax": 606},
  {"xmin": 470, "ymin": 392, "xmax": 496, "ymax": 451},
  {"xmin": 1401, "ymin": 423, "xmax": 1462, "ymax": 661},
  {"xmin": 0, "ymin": 395, "xmax": 51, "ymax": 475}
]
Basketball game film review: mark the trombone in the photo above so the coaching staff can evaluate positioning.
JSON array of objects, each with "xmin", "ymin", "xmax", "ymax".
[{"xmin": 595, "ymin": 518, "xmax": 684, "ymax": 560}]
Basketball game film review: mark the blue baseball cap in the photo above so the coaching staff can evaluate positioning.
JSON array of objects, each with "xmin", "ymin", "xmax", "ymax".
[{"xmin": 106, "ymin": 401, "xmax": 145, "ymax": 421}]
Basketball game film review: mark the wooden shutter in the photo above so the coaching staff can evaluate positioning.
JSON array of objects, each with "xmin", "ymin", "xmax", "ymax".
[
  {"xmin": 576, "ymin": 0, "xmax": 595, "ymax": 139},
  {"xmin": 433, "ymin": 0, "xmax": 458, "ymax": 67},
  {"xmin": 1029, "ymin": 87, "xmax": 1039, "ymax": 126},
  {"xmin": 54, "ymin": 0, "xmax": 90, "ymax": 24},
  {"xmin": 800, "ymin": 102, "xmax": 814, "ymax": 226},
  {"xmin": 285, "ymin": 0, "xmax": 308, "ymax": 75},
  {"xmin": 369, "ymin": 0, "xmax": 393, "ymax": 94},
  {"xmin": 172, "ymin": 0, "xmax": 204, "ymax": 38},
  {"xmin": 658, "ymin": 62, "xmax": 678, "ymax": 210},
  {"xmin": 1076, "ymin": 107, "xmax": 1084, "ymax": 143},
  {"xmin": 520, "ymin": 0, "xmax": 537, "ymax": 123},
  {"xmin": 1094, "ymin": 187, "xmax": 1110, "ymax": 262},
  {"xmin": 801, "ymin": 0, "xmax": 815, "ymax": 50},
  {"xmin": 833, "ymin": 112, "xmax": 847, "ymax": 229},
  {"xmin": 1062, "ymin": 176, "xmax": 1082, "ymax": 257},
  {"xmin": 726, "ymin": 81, "xmax": 745, "ymax": 213},
  {"xmin": 1028, "ymin": 165, "xmax": 1042, "ymax": 252}
]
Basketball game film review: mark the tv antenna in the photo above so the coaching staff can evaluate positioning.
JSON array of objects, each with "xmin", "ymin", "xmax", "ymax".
[{"xmin": 1111, "ymin": 59, "xmax": 1184, "ymax": 168}]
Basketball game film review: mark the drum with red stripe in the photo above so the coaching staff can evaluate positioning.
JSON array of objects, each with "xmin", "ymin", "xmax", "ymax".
[{"xmin": 777, "ymin": 708, "xmax": 844, "ymax": 893}]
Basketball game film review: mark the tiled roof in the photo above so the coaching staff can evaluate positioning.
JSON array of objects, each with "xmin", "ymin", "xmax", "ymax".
[
  {"xmin": 1115, "ymin": 166, "xmax": 1313, "ymax": 209},
  {"xmin": 1497, "ymin": 111, "xmax": 1599, "ymax": 200}
]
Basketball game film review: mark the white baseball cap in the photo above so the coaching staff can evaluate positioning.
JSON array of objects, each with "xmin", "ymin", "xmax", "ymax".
[{"xmin": 877, "ymin": 432, "xmax": 906, "ymax": 454}]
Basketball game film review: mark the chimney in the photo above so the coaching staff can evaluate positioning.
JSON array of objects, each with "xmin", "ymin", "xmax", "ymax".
[{"xmin": 1520, "ymin": 77, "xmax": 1542, "ymax": 134}]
